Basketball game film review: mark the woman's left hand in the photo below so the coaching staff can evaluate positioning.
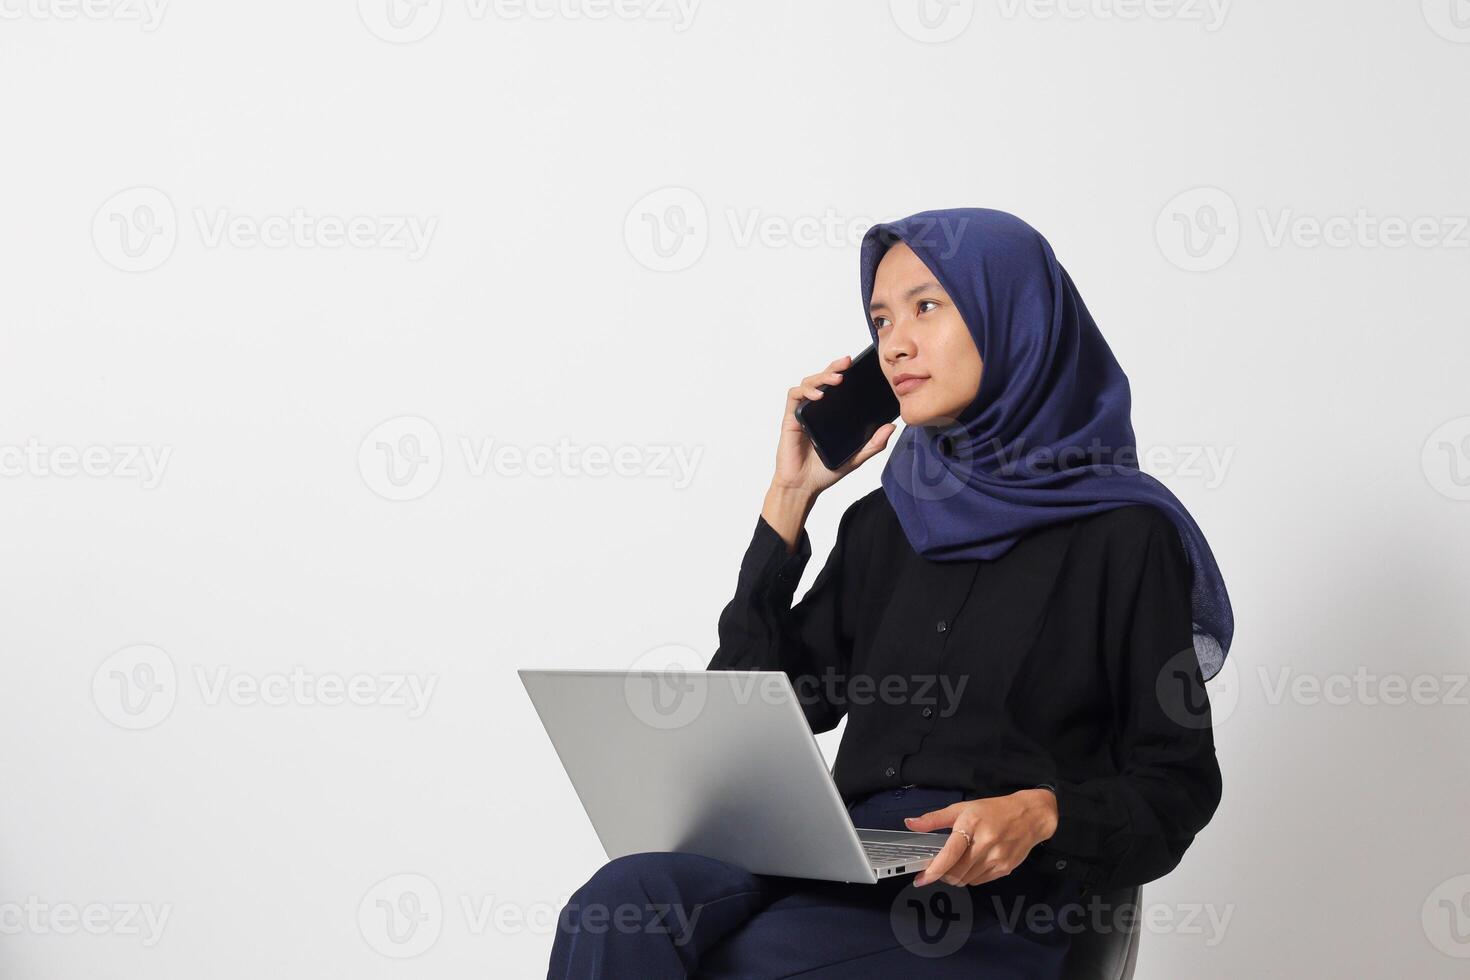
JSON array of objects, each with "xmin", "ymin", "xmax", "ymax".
[{"xmin": 903, "ymin": 789, "xmax": 1059, "ymax": 887}]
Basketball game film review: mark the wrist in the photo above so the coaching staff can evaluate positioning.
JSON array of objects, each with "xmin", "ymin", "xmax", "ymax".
[
  {"xmin": 762, "ymin": 483, "xmax": 818, "ymax": 551},
  {"xmin": 1017, "ymin": 787, "xmax": 1059, "ymax": 842}
]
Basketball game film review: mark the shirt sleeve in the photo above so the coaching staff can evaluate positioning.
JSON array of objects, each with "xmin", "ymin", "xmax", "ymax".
[
  {"xmin": 1030, "ymin": 512, "xmax": 1225, "ymax": 894},
  {"xmin": 706, "ymin": 501, "xmax": 864, "ymax": 734}
]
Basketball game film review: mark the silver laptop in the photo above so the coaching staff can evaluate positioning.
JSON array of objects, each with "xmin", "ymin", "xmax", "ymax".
[{"xmin": 518, "ymin": 668, "xmax": 950, "ymax": 884}]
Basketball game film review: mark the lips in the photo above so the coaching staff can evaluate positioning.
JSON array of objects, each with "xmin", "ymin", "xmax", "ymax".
[{"xmin": 893, "ymin": 374, "xmax": 929, "ymax": 396}]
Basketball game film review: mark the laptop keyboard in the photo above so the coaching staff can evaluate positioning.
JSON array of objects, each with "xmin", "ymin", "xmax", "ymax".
[{"xmin": 862, "ymin": 841, "xmax": 944, "ymax": 863}]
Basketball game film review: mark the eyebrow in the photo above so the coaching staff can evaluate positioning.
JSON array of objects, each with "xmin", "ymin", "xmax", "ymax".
[{"xmin": 868, "ymin": 281, "xmax": 942, "ymax": 314}]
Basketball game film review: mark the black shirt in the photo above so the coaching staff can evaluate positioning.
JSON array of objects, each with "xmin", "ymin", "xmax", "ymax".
[{"xmin": 709, "ymin": 487, "xmax": 1222, "ymax": 894}]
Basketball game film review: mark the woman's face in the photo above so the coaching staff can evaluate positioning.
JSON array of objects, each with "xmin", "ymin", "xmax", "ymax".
[{"xmin": 869, "ymin": 241, "xmax": 983, "ymax": 427}]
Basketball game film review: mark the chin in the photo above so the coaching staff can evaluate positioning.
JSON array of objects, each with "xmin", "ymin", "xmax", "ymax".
[
  {"xmin": 899, "ymin": 394, "xmax": 964, "ymax": 429},
  {"xmin": 899, "ymin": 402, "xmax": 937, "ymax": 427}
]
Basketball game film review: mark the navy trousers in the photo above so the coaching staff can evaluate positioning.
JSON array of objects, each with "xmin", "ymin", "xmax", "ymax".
[{"xmin": 547, "ymin": 786, "xmax": 1082, "ymax": 979}]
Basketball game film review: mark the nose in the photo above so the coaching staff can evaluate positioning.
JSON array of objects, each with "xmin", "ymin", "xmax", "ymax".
[{"xmin": 881, "ymin": 320, "xmax": 915, "ymax": 367}]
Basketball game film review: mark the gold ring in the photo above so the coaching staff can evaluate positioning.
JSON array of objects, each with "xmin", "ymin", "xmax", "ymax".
[{"xmin": 954, "ymin": 828, "xmax": 974, "ymax": 848}]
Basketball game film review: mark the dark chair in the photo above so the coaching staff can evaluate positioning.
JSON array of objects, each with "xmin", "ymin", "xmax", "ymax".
[{"xmin": 1059, "ymin": 885, "xmax": 1142, "ymax": 980}]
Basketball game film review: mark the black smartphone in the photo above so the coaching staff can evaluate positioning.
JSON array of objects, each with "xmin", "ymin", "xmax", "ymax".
[{"xmin": 794, "ymin": 345, "xmax": 900, "ymax": 471}]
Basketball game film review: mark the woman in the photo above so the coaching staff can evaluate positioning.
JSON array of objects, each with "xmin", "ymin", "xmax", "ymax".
[{"xmin": 547, "ymin": 207, "xmax": 1232, "ymax": 978}]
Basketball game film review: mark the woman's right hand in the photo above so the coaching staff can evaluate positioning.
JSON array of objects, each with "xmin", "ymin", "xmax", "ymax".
[{"xmin": 772, "ymin": 354, "xmax": 898, "ymax": 498}]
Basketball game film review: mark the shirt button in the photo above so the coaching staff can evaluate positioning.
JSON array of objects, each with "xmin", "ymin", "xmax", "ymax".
[
  {"xmin": 884, "ymin": 766, "xmax": 896, "ymax": 778},
  {"xmin": 1055, "ymin": 859, "xmax": 1068, "ymax": 870},
  {"xmin": 922, "ymin": 706, "xmax": 933, "ymax": 718},
  {"xmin": 936, "ymin": 620, "xmax": 948, "ymax": 633}
]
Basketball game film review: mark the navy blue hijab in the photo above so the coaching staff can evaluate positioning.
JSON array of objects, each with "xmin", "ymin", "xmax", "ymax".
[{"xmin": 859, "ymin": 208, "xmax": 1232, "ymax": 680}]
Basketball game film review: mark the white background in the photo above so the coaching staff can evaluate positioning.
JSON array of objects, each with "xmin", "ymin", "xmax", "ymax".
[{"xmin": 3, "ymin": 1, "xmax": 1469, "ymax": 976}]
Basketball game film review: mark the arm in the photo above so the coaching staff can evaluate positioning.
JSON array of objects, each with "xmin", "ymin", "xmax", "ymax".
[
  {"xmin": 707, "ymin": 489, "xmax": 866, "ymax": 734},
  {"xmin": 1031, "ymin": 512, "xmax": 1225, "ymax": 894}
]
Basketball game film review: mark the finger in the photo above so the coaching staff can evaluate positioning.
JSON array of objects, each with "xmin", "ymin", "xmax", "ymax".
[
  {"xmin": 826, "ymin": 354, "xmax": 853, "ymax": 371},
  {"xmin": 913, "ymin": 832, "xmax": 968, "ymax": 887},
  {"xmin": 903, "ymin": 802, "xmax": 961, "ymax": 833},
  {"xmin": 967, "ymin": 864, "xmax": 1006, "ymax": 887},
  {"xmin": 844, "ymin": 423, "xmax": 896, "ymax": 470},
  {"xmin": 941, "ymin": 852, "xmax": 985, "ymax": 887},
  {"xmin": 935, "ymin": 826, "xmax": 984, "ymax": 885},
  {"xmin": 799, "ymin": 372, "xmax": 845, "ymax": 395}
]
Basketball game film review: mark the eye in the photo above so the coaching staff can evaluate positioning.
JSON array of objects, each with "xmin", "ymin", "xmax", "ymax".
[
  {"xmin": 917, "ymin": 299, "xmax": 939, "ymax": 314},
  {"xmin": 872, "ymin": 316, "xmax": 890, "ymax": 331}
]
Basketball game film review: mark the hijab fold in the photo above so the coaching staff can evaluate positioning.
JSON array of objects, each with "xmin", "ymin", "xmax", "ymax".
[{"xmin": 859, "ymin": 208, "xmax": 1233, "ymax": 680}]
